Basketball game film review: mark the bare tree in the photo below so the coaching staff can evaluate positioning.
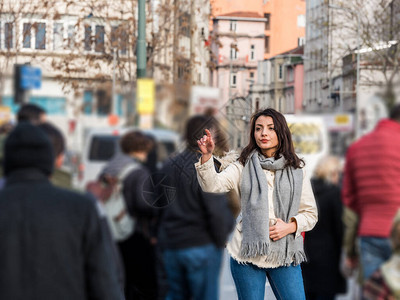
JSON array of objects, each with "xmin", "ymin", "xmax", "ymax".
[
  {"xmin": 329, "ymin": 0, "xmax": 400, "ymax": 109},
  {"xmin": 0, "ymin": 0, "xmax": 53, "ymax": 104}
]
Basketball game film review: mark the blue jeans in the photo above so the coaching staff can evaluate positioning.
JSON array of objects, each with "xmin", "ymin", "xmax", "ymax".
[
  {"xmin": 163, "ymin": 244, "xmax": 222, "ymax": 300},
  {"xmin": 230, "ymin": 257, "xmax": 306, "ymax": 300},
  {"xmin": 359, "ymin": 237, "xmax": 391, "ymax": 281}
]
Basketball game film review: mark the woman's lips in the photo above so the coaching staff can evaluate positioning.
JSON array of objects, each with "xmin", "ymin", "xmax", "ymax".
[{"xmin": 261, "ymin": 139, "xmax": 269, "ymax": 143}]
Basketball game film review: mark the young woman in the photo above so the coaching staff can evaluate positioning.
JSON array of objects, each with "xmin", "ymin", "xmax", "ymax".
[{"xmin": 195, "ymin": 108, "xmax": 318, "ymax": 300}]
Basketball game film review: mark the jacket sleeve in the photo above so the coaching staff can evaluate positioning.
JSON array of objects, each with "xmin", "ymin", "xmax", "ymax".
[
  {"xmin": 291, "ymin": 170, "xmax": 318, "ymax": 237},
  {"xmin": 198, "ymin": 185, "xmax": 235, "ymax": 248},
  {"xmin": 342, "ymin": 206, "xmax": 359, "ymax": 258},
  {"xmin": 83, "ymin": 199, "xmax": 124, "ymax": 300},
  {"xmin": 195, "ymin": 156, "xmax": 242, "ymax": 195}
]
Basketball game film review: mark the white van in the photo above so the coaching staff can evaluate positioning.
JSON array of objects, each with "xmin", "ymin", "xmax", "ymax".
[
  {"xmin": 285, "ymin": 115, "xmax": 329, "ymax": 176},
  {"xmin": 77, "ymin": 127, "xmax": 180, "ymax": 190}
]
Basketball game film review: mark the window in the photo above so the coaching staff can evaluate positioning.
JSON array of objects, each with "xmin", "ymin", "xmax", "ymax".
[
  {"xmin": 230, "ymin": 73, "xmax": 237, "ymax": 87},
  {"xmin": 250, "ymin": 44, "xmax": 255, "ymax": 60},
  {"xmin": 96, "ymin": 90, "xmax": 111, "ymax": 116},
  {"xmin": 177, "ymin": 65, "xmax": 184, "ymax": 79},
  {"xmin": 5, "ymin": 22, "xmax": 13, "ymax": 49},
  {"xmin": 84, "ymin": 24, "xmax": 92, "ymax": 51},
  {"xmin": 230, "ymin": 21, "xmax": 237, "ymax": 32},
  {"xmin": 297, "ymin": 15, "xmax": 306, "ymax": 28},
  {"xmin": 29, "ymin": 96, "xmax": 66, "ymax": 115},
  {"xmin": 250, "ymin": 72, "xmax": 254, "ymax": 78},
  {"xmin": 111, "ymin": 26, "xmax": 118, "ymax": 48},
  {"xmin": 279, "ymin": 64, "xmax": 283, "ymax": 79},
  {"xmin": 67, "ymin": 25, "xmax": 76, "ymax": 49},
  {"xmin": 264, "ymin": 13, "xmax": 270, "ymax": 30},
  {"xmin": 255, "ymin": 98, "xmax": 260, "ymax": 111},
  {"xmin": 298, "ymin": 37, "xmax": 305, "ymax": 46},
  {"xmin": 111, "ymin": 25, "xmax": 128, "ymax": 55},
  {"xmin": 83, "ymin": 90, "xmax": 93, "ymax": 115},
  {"xmin": 117, "ymin": 94, "xmax": 124, "ymax": 117},
  {"xmin": 22, "ymin": 22, "xmax": 46, "ymax": 50},
  {"xmin": 53, "ymin": 22, "xmax": 64, "ymax": 50},
  {"xmin": 287, "ymin": 67, "xmax": 294, "ymax": 81},
  {"xmin": 23, "ymin": 23, "xmax": 31, "ymax": 48},
  {"xmin": 264, "ymin": 36, "xmax": 270, "ymax": 53},
  {"xmin": 35, "ymin": 23, "xmax": 46, "ymax": 49},
  {"xmin": 120, "ymin": 26, "xmax": 128, "ymax": 55},
  {"xmin": 230, "ymin": 44, "xmax": 238, "ymax": 60},
  {"xmin": 178, "ymin": 12, "xmax": 190, "ymax": 37},
  {"xmin": 95, "ymin": 25, "xmax": 105, "ymax": 53}
]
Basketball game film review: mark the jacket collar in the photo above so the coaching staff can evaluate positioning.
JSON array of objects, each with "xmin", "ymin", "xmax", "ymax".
[
  {"xmin": 5, "ymin": 168, "xmax": 50, "ymax": 186},
  {"xmin": 377, "ymin": 119, "xmax": 400, "ymax": 131}
]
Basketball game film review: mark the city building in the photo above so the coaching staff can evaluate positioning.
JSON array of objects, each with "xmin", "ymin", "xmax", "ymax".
[
  {"xmin": 0, "ymin": 0, "xmax": 212, "ymax": 150},
  {"xmin": 250, "ymin": 46, "xmax": 304, "ymax": 114},
  {"xmin": 210, "ymin": 11, "xmax": 265, "ymax": 148},
  {"xmin": 211, "ymin": 0, "xmax": 306, "ymax": 59},
  {"xmin": 263, "ymin": 0, "xmax": 306, "ymax": 59}
]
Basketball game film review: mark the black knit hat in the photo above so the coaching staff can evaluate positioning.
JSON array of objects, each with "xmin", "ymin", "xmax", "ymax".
[{"xmin": 3, "ymin": 122, "xmax": 54, "ymax": 176}]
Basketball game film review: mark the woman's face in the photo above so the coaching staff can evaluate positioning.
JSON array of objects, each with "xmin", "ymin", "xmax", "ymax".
[{"xmin": 254, "ymin": 115, "xmax": 279, "ymax": 157}]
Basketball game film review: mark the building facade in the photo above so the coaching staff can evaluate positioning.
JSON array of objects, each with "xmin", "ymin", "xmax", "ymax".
[
  {"xmin": 210, "ymin": 12, "xmax": 265, "ymax": 149},
  {"xmin": 0, "ymin": 0, "xmax": 212, "ymax": 150},
  {"xmin": 250, "ymin": 46, "xmax": 304, "ymax": 115}
]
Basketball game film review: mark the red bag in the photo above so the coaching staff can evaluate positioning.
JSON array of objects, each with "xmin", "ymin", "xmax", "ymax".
[{"xmin": 86, "ymin": 176, "xmax": 118, "ymax": 203}]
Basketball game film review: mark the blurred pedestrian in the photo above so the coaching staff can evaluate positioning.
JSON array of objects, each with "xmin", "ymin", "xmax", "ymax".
[
  {"xmin": 37, "ymin": 122, "xmax": 125, "ymax": 291},
  {"xmin": 0, "ymin": 122, "xmax": 123, "ymax": 299},
  {"xmin": 17, "ymin": 103, "xmax": 46, "ymax": 124},
  {"xmin": 99, "ymin": 130, "xmax": 159, "ymax": 300},
  {"xmin": 203, "ymin": 111, "xmax": 241, "ymax": 217},
  {"xmin": 302, "ymin": 156, "xmax": 347, "ymax": 300},
  {"xmin": 342, "ymin": 103, "xmax": 400, "ymax": 281},
  {"xmin": 0, "ymin": 103, "xmax": 46, "ymax": 186},
  {"xmin": 196, "ymin": 108, "xmax": 318, "ymax": 300},
  {"xmin": 158, "ymin": 115, "xmax": 235, "ymax": 300},
  {"xmin": 363, "ymin": 208, "xmax": 400, "ymax": 299}
]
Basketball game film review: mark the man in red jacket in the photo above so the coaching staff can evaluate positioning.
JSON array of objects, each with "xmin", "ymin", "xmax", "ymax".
[{"xmin": 342, "ymin": 103, "xmax": 400, "ymax": 282}]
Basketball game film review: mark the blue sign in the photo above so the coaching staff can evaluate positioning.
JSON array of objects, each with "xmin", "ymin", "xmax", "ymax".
[{"xmin": 20, "ymin": 66, "xmax": 42, "ymax": 90}]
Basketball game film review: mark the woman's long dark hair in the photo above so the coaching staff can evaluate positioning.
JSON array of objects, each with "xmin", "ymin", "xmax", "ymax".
[{"xmin": 238, "ymin": 108, "xmax": 304, "ymax": 169}]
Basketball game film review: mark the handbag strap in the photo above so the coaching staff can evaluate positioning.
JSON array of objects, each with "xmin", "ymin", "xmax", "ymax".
[{"xmin": 118, "ymin": 162, "xmax": 140, "ymax": 181}]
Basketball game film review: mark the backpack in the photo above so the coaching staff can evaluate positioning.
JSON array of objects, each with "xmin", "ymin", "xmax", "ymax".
[{"xmin": 86, "ymin": 163, "xmax": 139, "ymax": 241}]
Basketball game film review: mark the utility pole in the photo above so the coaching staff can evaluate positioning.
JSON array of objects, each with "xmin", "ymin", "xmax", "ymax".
[
  {"xmin": 137, "ymin": 0, "xmax": 147, "ymax": 78},
  {"xmin": 112, "ymin": 48, "xmax": 117, "ymax": 115}
]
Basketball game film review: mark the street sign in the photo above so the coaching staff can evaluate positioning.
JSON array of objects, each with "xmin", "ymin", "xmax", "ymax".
[
  {"xmin": 137, "ymin": 78, "xmax": 155, "ymax": 115},
  {"xmin": 20, "ymin": 66, "xmax": 42, "ymax": 90}
]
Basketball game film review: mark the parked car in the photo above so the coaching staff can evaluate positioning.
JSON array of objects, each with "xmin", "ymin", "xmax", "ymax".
[{"xmin": 77, "ymin": 127, "xmax": 181, "ymax": 190}]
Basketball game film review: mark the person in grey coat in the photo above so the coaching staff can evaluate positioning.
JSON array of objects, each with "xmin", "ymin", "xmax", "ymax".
[{"xmin": 0, "ymin": 122, "xmax": 123, "ymax": 300}]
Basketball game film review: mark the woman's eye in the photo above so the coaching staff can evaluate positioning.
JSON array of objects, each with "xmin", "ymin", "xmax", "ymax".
[
  {"xmin": 256, "ymin": 127, "xmax": 261, "ymax": 131},
  {"xmin": 269, "ymin": 127, "xmax": 275, "ymax": 131}
]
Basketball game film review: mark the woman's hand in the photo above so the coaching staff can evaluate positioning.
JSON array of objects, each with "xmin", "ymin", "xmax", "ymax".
[
  {"xmin": 197, "ymin": 129, "xmax": 215, "ymax": 164},
  {"xmin": 269, "ymin": 218, "xmax": 297, "ymax": 241}
]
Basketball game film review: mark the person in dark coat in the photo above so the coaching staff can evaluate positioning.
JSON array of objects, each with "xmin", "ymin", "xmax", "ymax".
[
  {"xmin": 302, "ymin": 155, "xmax": 347, "ymax": 300},
  {"xmin": 157, "ymin": 115, "xmax": 235, "ymax": 300},
  {"xmin": 0, "ymin": 122, "xmax": 123, "ymax": 300}
]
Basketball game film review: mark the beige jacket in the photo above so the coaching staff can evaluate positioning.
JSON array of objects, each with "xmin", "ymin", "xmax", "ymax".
[{"xmin": 195, "ymin": 156, "xmax": 318, "ymax": 268}]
